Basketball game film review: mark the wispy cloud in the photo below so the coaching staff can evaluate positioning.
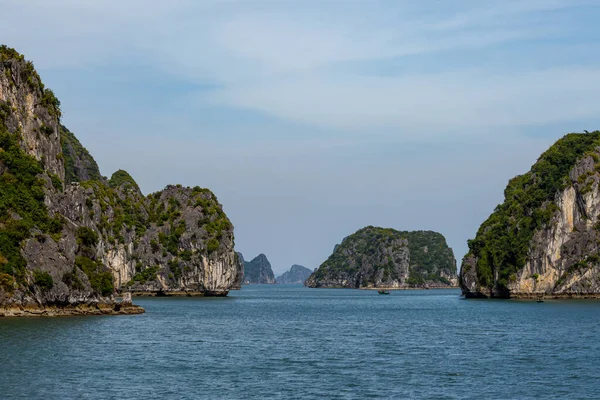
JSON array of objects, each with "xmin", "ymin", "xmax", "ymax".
[{"xmin": 22, "ymin": 1, "xmax": 600, "ymax": 133}]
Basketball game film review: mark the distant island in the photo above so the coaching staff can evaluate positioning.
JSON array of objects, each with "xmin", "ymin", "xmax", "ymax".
[
  {"xmin": 242, "ymin": 253, "xmax": 276, "ymax": 284},
  {"xmin": 0, "ymin": 46, "xmax": 242, "ymax": 316},
  {"xmin": 305, "ymin": 226, "xmax": 457, "ymax": 289},
  {"xmin": 276, "ymin": 265, "xmax": 312, "ymax": 284},
  {"xmin": 461, "ymin": 131, "xmax": 600, "ymax": 299}
]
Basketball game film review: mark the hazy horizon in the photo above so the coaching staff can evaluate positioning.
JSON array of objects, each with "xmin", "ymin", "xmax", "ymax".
[{"xmin": 3, "ymin": 1, "xmax": 600, "ymax": 276}]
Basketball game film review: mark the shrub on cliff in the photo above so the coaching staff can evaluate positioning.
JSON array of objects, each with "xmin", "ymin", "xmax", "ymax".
[
  {"xmin": 33, "ymin": 270, "xmax": 53, "ymax": 291},
  {"xmin": 77, "ymin": 226, "xmax": 99, "ymax": 247},
  {"xmin": 75, "ymin": 256, "xmax": 114, "ymax": 296}
]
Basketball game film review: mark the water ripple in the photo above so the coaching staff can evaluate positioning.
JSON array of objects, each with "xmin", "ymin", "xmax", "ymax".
[{"xmin": 1, "ymin": 286, "xmax": 600, "ymax": 399}]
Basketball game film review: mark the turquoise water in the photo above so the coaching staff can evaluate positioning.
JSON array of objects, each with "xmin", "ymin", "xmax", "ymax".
[{"xmin": 1, "ymin": 286, "xmax": 599, "ymax": 399}]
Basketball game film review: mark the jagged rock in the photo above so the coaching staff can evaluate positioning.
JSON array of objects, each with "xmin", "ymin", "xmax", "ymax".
[
  {"xmin": 305, "ymin": 226, "xmax": 457, "ymax": 289},
  {"xmin": 60, "ymin": 125, "xmax": 102, "ymax": 183},
  {"xmin": 231, "ymin": 252, "xmax": 245, "ymax": 290},
  {"xmin": 0, "ymin": 46, "xmax": 243, "ymax": 315},
  {"xmin": 243, "ymin": 254, "xmax": 276, "ymax": 284},
  {"xmin": 121, "ymin": 292, "xmax": 132, "ymax": 306},
  {"xmin": 276, "ymin": 264, "xmax": 312, "ymax": 284},
  {"xmin": 461, "ymin": 132, "xmax": 600, "ymax": 298}
]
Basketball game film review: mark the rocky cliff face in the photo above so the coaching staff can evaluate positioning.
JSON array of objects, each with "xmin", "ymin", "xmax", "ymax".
[
  {"xmin": 0, "ymin": 46, "xmax": 241, "ymax": 315},
  {"xmin": 276, "ymin": 264, "xmax": 312, "ymax": 284},
  {"xmin": 243, "ymin": 253, "xmax": 276, "ymax": 284},
  {"xmin": 231, "ymin": 252, "xmax": 244, "ymax": 290},
  {"xmin": 60, "ymin": 125, "xmax": 102, "ymax": 183},
  {"xmin": 305, "ymin": 226, "xmax": 457, "ymax": 289},
  {"xmin": 461, "ymin": 132, "xmax": 600, "ymax": 298}
]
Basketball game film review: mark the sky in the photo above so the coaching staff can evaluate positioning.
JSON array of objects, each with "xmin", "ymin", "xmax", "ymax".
[{"xmin": 2, "ymin": 0, "xmax": 600, "ymax": 276}]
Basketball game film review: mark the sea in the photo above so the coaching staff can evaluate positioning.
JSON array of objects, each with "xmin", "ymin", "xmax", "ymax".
[{"xmin": 1, "ymin": 285, "xmax": 599, "ymax": 399}]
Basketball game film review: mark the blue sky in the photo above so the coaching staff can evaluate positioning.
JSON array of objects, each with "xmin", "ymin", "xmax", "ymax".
[{"xmin": 2, "ymin": 0, "xmax": 600, "ymax": 275}]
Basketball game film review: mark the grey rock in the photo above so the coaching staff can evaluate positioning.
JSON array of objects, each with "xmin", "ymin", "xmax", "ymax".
[
  {"xmin": 231, "ymin": 252, "xmax": 245, "ymax": 290},
  {"xmin": 60, "ymin": 125, "xmax": 103, "ymax": 183},
  {"xmin": 243, "ymin": 254, "xmax": 276, "ymax": 284},
  {"xmin": 121, "ymin": 292, "xmax": 132, "ymax": 306},
  {"xmin": 276, "ymin": 264, "xmax": 312, "ymax": 284}
]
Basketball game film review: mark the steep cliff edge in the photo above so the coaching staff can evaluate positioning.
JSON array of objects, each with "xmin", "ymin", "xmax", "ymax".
[
  {"xmin": 305, "ymin": 227, "xmax": 457, "ymax": 289},
  {"xmin": 243, "ymin": 253, "xmax": 276, "ymax": 284},
  {"xmin": 231, "ymin": 252, "xmax": 244, "ymax": 289},
  {"xmin": 0, "ymin": 46, "xmax": 241, "ymax": 315},
  {"xmin": 276, "ymin": 265, "xmax": 312, "ymax": 284},
  {"xmin": 60, "ymin": 125, "xmax": 102, "ymax": 183},
  {"xmin": 461, "ymin": 131, "xmax": 600, "ymax": 298}
]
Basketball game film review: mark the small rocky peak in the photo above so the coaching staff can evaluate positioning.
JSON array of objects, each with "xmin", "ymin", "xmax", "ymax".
[
  {"xmin": 253, "ymin": 253, "xmax": 269, "ymax": 264},
  {"xmin": 244, "ymin": 253, "xmax": 276, "ymax": 284},
  {"xmin": 236, "ymin": 252, "xmax": 245, "ymax": 262},
  {"xmin": 290, "ymin": 264, "xmax": 305, "ymax": 273},
  {"xmin": 109, "ymin": 169, "xmax": 141, "ymax": 194}
]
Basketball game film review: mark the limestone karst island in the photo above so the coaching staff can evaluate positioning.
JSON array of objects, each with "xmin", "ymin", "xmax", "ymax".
[
  {"xmin": 305, "ymin": 227, "xmax": 457, "ymax": 289},
  {"xmin": 461, "ymin": 132, "xmax": 600, "ymax": 299},
  {"xmin": 0, "ymin": 47, "xmax": 242, "ymax": 316}
]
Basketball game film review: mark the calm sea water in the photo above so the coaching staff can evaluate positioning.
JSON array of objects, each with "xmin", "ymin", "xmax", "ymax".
[{"xmin": 1, "ymin": 286, "xmax": 599, "ymax": 399}]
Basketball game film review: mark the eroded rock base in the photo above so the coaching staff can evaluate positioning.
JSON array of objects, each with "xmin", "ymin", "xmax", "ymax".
[
  {"xmin": 0, "ymin": 303, "xmax": 145, "ymax": 317},
  {"xmin": 129, "ymin": 291, "xmax": 229, "ymax": 297}
]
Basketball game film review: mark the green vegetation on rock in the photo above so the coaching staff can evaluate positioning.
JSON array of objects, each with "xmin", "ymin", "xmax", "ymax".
[
  {"xmin": 0, "ymin": 45, "xmax": 24, "ymax": 62},
  {"xmin": 465, "ymin": 131, "xmax": 600, "ymax": 292},
  {"xmin": 77, "ymin": 226, "xmax": 99, "ymax": 247},
  {"xmin": 1, "ymin": 45, "xmax": 61, "ymax": 118},
  {"xmin": 128, "ymin": 265, "xmax": 159, "ymax": 286},
  {"xmin": 109, "ymin": 169, "xmax": 140, "ymax": 193},
  {"xmin": 60, "ymin": 125, "xmax": 102, "ymax": 183},
  {"xmin": 75, "ymin": 256, "xmax": 114, "ymax": 296},
  {"xmin": 33, "ymin": 270, "xmax": 53, "ymax": 291},
  {"xmin": 0, "ymin": 130, "xmax": 63, "ymax": 284}
]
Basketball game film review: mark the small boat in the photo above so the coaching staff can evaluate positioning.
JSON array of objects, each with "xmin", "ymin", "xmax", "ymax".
[
  {"xmin": 378, "ymin": 290, "xmax": 390, "ymax": 295},
  {"xmin": 537, "ymin": 297, "xmax": 544, "ymax": 303}
]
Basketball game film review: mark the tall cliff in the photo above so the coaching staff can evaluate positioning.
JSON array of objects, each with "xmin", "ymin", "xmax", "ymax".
[
  {"xmin": 461, "ymin": 131, "xmax": 600, "ymax": 298},
  {"xmin": 305, "ymin": 226, "xmax": 457, "ymax": 289},
  {"xmin": 231, "ymin": 252, "xmax": 244, "ymax": 290},
  {"xmin": 276, "ymin": 264, "xmax": 312, "ymax": 284},
  {"xmin": 243, "ymin": 253, "xmax": 276, "ymax": 284},
  {"xmin": 0, "ymin": 46, "xmax": 241, "ymax": 315}
]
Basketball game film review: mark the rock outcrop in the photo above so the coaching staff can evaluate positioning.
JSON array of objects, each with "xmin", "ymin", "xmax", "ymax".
[
  {"xmin": 0, "ymin": 46, "xmax": 242, "ymax": 316},
  {"xmin": 243, "ymin": 253, "xmax": 276, "ymax": 284},
  {"xmin": 461, "ymin": 131, "xmax": 600, "ymax": 298},
  {"xmin": 305, "ymin": 226, "xmax": 457, "ymax": 289},
  {"xmin": 60, "ymin": 125, "xmax": 102, "ymax": 183},
  {"xmin": 276, "ymin": 264, "xmax": 312, "ymax": 284},
  {"xmin": 231, "ymin": 252, "xmax": 245, "ymax": 290}
]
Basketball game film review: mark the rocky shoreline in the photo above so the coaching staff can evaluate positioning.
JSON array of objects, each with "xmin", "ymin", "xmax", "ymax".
[
  {"xmin": 128, "ymin": 291, "xmax": 229, "ymax": 297},
  {"xmin": 360, "ymin": 285, "xmax": 459, "ymax": 291},
  {"xmin": 0, "ymin": 303, "xmax": 145, "ymax": 317},
  {"xmin": 480, "ymin": 293, "xmax": 600, "ymax": 300}
]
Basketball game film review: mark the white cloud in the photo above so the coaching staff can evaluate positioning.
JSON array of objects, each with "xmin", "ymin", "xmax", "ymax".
[
  {"xmin": 203, "ymin": 66, "xmax": 600, "ymax": 132},
  {"xmin": 2, "ymin": 0, "xmax": 597, "ymax": 135}
]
